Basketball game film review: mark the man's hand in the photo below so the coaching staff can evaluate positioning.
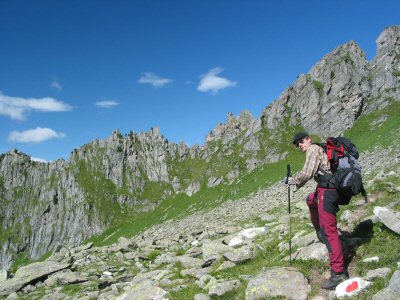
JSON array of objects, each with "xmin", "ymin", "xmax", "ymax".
[{"xmin": 283, "ymin": 176, "xmax": 296, "ymax": 185}]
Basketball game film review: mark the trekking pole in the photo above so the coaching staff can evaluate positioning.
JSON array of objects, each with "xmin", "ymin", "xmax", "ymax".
[{"xmin": 285, "ymin": 164, "xmax": 292, "ymax": 264}]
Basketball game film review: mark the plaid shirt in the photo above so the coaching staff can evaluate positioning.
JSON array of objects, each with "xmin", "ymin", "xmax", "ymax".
[{"xmin": 294, "ymin": 144, "xmax": 331, "ymax": 188}]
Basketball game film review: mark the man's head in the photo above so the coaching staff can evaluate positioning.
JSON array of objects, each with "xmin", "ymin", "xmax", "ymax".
[{"xmin": 293, "ymin": 132, "xmax": 312, "ymax": 152}]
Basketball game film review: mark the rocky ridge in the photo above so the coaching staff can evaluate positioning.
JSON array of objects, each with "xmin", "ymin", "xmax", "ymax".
[
  {"xmin": 0, "ymin": 26, "xmax": 399, "ymax": 270},
  {"xmin": 0, "ymin": 145, "xmax": 399, "ymax": 299}
]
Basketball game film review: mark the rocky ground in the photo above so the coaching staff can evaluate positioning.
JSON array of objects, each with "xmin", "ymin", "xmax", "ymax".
[{"xmin": 0, "ymin": 146, "xmax": 399, "ymax": 300}]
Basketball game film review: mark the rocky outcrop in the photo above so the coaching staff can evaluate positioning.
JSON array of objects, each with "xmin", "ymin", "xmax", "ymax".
[{"xmin": 260, "ymin": 25, "xmax": 400, "ymax": 138}]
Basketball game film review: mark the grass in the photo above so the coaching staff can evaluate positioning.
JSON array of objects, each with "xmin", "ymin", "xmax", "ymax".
[
  {"xmin": 312, "ymin": 80, "xmax": 324, "ymax": 97},
  {"xmin": 344, "ymin": 98, "xmax": 400, "ymax": 151}
]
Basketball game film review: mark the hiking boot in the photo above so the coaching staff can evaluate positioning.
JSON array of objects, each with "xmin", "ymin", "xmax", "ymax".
[{"xmin": 321, "ymin": 271, "xmax": 349, "ymax": 290}]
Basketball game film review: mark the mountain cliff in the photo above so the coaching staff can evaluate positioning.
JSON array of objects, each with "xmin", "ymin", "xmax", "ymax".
[{"xmin": 0, "ymin": 26, "xmax": 399, "ymax": 271}]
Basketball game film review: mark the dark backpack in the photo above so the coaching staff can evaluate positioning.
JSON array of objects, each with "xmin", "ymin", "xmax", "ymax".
[{"xmin": 317, "ymin": 137, "xmax": 367, "ymax": 204}]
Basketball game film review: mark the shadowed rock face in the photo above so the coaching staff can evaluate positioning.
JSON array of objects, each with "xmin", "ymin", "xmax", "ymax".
[{"xmin": 0, "ymin": 26, "xmax": 399, "ymax": 270}]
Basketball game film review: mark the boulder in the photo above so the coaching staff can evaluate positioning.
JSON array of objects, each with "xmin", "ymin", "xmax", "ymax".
[
  {"xmin": 202, "ymin": 240, "xmax": 233, "ymax": 261},
  {"xmin": 44, "ymin": 269, "xmax": 88, "ymax": 287},
  {"xmin": 177, "ymin": 256, "xmax": 203, "ymax": 268},
  {"xmin": 374, "ymin": 206, "xmax": 400, "ymax": 234},
  {"xmin": 366, "ymin": 267, "xmax": 392, "ymax": 280},
  {"xmin": 0, "ymin": 261, "xmax": 71, "ymax": 296},
  {"xmin": 223, "ymin": 245, "xmax": 258, "ymax": 264},
  {"xmin": 245, "ymin": 267, "xmax": 311, "ymax": 300},
  {"xmin": 116, "ymin": 279, "xmax": 168, "ymax": 300},
  {"xmin": 208, "ymin": 279, "xmax": 241, "ymax": 296},
  {"xmin": 290, "ymin": 242, "xmax": 328, "ymax": 262},
  {"xmin": 389, "ymin": 270, "xmax": 400, "ymax": 293}
]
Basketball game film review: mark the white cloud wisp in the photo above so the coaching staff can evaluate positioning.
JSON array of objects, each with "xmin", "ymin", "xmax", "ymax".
[
  {"xmin": 51, "ymin": 78, "xmax": 63, "ymax": 91},
  {"xmin": 30, "ymin": 157, "xmax": 48, "ymax": 163},
  {"xmin": 138, "ymin": 72, "xmax": 173, "ymax": 88},
  {"xmin": 198, "ymin": 67, "xmax": 237, "ymax": 95},
  {"xmin": 0, "ymin": 92, "xmax": 72, "ymax": 120},
  {"xmin": 95, "ymin": 100, "xmax": 119, "ymax": 109},
  {"xmin": 8, "ymin": 127, "xmax": 66, "ymax": 143}
]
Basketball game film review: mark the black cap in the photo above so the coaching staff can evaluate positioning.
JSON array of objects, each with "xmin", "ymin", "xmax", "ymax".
[{"xmin": 293, "ymin": 132, "xmax": 309, "ymax": 145}]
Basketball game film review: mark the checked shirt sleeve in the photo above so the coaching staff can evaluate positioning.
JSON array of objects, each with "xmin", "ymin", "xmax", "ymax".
[{"xmin": 294, "ymin": 145, "xmax": 322, "ymax": 188}]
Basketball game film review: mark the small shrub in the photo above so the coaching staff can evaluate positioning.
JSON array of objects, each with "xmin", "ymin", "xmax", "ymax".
[
  {"xmin": 148, "ymin": 249, "xmax": 161, "ymax": 261},
  {"xmin": 312, "ymin": 80, "xmax": 324, "ymax": 97}
]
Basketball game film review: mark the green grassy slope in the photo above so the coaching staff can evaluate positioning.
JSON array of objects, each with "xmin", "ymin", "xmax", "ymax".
[{"xmin": 86, "ymin": 99, "xmax": 399, "ymax": 247}]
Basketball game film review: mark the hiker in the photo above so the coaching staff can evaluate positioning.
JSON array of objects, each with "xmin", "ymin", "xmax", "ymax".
[{"xmin": 286, "ymin": 132, "xmax": 350, "ymax": 290}]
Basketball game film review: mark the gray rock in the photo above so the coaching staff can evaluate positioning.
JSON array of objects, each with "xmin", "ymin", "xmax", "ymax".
[
  {"xmin": 245, "ymin": 267, "xmax": 311, "ymax": 300},
  {"xmin": 0, "ymin": 270, "xmax": 7, "ymax": 283},
  {"xmin": 207, "ymin": 177, "xmax": 223, "ymax": 188},
  {"xmin": 194, "ymin": 294, "xmax": 211, "ymax": 300},
  {"xmin": 180, "ymin": 267, "xmax": 212, "ymax": 279},
  {"xmin": 186, "ymin": 182, "xmax": 200, "ymax": 196},
  {"xmin": 292, "ymin": 231, "xmax": 320, "ymax": 248},
  {"xmin": 258, "ymin": 213, "xmax": 276, "ymax": 222},
  {"xmin": 366, "ymin": 267, "xmax": 392, "ymax": 280},
  {"xmin": 290, "ymin": 242, "xmax": 328, "ymax": 262},
  {"xmin": 389, "ymin": 270, "xmax": 400, "ymax": 293},
  {"xmin": 0, "ymin": 261, "xmax": 71, "ymax": 296},
  {"xmin": 208, "ymin": 279, "xmax": 241, "ymax": 296},
  {"xmin": 216, "ymin": 261, "xmax": 236, "ymax": 272},
  {"xmin": 374, "ymin": 206, "xmax": 400, "ymax": 234},
  {"xmin": 118, "ymin": 237, "xmax": 138, "ymax": 252},
  {"xmin": 372, "ymin": 288, "xmax": 400, "ymax": 300},
  {"xmin": 195, "ymin": 274, "xmax": 214, "ymax": 289},
  {"xmin": 131, "ymin": 269, "xmax": 170, "ymax": 285},
  {"xmin": 45, "ymin": 269, "xmax": 88, "ymax": 287},
  {"xmin": 176, "ymin": 256, "xmax": 203, "ymax": 268},
  {"xmin": 223, "ymin": 245, "xmax": 258, "ymax": 264},
  {"xmin": 116, "ymin": 279, "xmax": 168, "ymax": 300},
  {"xmin": 202, "ymin": 241, "xmax": 233, "ymax": 261}
]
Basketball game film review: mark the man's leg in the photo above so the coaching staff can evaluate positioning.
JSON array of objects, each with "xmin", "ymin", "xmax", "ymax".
[
  {"xmin": 317, "ymin": 188, "xmax": 347, "ymax": 289},
  {"xmin": 306, "ymin": 191, "xmax": 320, "ymax": 232}
]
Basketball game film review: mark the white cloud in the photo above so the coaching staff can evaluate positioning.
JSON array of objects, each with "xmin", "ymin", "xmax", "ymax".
[
  {"xmin": 30, "ymin": 156, "xmax": 48, "ymax": 163},
  {"xmin": 95, "ymin": 100, "xmax": 119, "ymax": 109},
  {"xmin": 0, "ymin": 92, "xmax": 72, "ymax": 120},
  {"xmin": 198, "ymin": 67, "xmax": 237, "ymax": 95},
  {"xmin": 138, "ymin": 72, "xmax": 173, "ymax": 88},
  {"xmin": 8, "ymin": 127, "xmax": 66, "ymax": 143},
  {"xmin": 51, "ymin": 77, "xmax": 63, "ymax": 91}
]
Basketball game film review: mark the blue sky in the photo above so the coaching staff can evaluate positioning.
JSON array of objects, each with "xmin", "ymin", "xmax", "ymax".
[{"xmin": 1, "ymin": 0, "xmax": 399, "ymax": 162}]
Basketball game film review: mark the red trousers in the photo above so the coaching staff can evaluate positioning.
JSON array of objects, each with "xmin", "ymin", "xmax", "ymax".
[{"xmin": 307, "ymin": 187, "xmax": 347, "ymax": 273}]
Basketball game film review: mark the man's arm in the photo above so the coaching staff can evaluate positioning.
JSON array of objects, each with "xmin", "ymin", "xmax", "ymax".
[{"xmin": 294, "ymin": 145, "xmax": 321, "ymax": 188}]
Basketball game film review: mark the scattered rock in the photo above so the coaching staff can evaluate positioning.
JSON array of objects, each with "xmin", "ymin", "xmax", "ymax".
[
  {"xmin": 362, "ymin": 256, "xmax": 380, "ymax": 263},
  {"xmin": 245, "ymin": 267, "xmax": 311, "ymax": 300},
  {"xmin": 208, "ymin": 279, "xmax": 241, "ymax": 297},
  {"xmin": 0, "ymin": 261, "xmax": 71, "ymax": 296},
  {"xmin": 374, "ymin": 206, "xmax": 400, "ymax": 234},
  {"xmin": 116, "ymin": 279, "xmax": 168, "ymax": 300},
  {"xmin": 223, "ymin": 245, "xmax": 257, "ymax": 264},
  {"xmin": 194, "ymin": 294, "xmax": 211, "ymax": 300},
  {"xmin": 216, "ymin": 261, "xmax": 236, "ymax": 272},
  {"xmin": 366, "ymin": 267, "xmax": 392, "ymax": 280}
]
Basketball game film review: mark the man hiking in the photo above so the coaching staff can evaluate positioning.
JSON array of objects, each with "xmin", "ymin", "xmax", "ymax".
[{"xmin": 286, "ymin": 132, "xmax": 350, "ymax": 290}]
